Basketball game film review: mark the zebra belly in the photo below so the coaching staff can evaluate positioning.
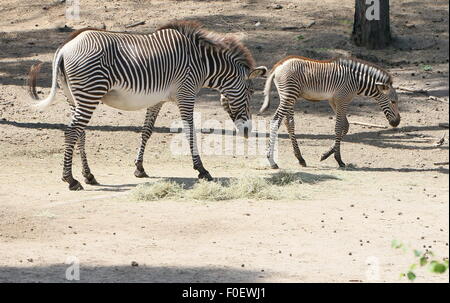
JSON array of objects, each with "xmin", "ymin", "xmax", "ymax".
[
  {"xmin": 102, "ymin": 88, "xmax": 171, "ymax": 111},
  {"xmin": 302, "ymin": 90, "xmax": 334, "ymax": 101}
]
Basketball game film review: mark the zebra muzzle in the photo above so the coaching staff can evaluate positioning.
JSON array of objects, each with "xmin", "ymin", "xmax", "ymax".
[{"xmin": 389, "ymin": 114, "xmax": 401, "ymax": 128}]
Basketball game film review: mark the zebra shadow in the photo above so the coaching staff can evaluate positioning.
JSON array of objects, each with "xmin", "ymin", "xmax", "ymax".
[
  {"xmin": 337, "ymin": 165, "xmax": 449, "ymax": 174},
  {"xmin": 249, "ymin": 125, "xmax": 449, "ymax": 151}
]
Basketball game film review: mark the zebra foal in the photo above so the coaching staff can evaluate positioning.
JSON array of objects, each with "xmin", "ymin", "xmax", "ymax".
[
  {"xmin": 260, "ymin": 56, "xmax": 401, "ymax": 168},
  {"xmin": 28, "ymin": 21, "xmax": 267, "ymax": 190}
]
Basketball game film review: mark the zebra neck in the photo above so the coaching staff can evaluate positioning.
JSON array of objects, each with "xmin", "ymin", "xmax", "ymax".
[
  {"xmin": 202, "ymin": 48, "xmax": 234, "ymax": 89},
  {"xmin": 337, "ymin": 58, "xmax": 390, "ymax": 97}
]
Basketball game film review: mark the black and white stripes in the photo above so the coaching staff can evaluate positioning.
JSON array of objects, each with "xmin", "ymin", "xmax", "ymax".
[
  {"xmin": 28, "ymin": 21, "xmax": 267, "ymax": 190},
  {"xmin": 260, "ymin": 56, "xmax": 400, "ymax": 168}
]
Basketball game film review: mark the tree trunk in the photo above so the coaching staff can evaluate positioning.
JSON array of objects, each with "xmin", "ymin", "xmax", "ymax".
[{"xmin": 352, "ymin": 0, "xmax": 391, "ymax": 49}]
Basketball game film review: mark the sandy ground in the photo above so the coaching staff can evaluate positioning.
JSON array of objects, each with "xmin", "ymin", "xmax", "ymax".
[{"xmin": 0, "ymin": 0, "xmax": 449, "ymax": 282}]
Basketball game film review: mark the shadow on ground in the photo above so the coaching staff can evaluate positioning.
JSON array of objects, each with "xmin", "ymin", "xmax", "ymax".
[
  {"xmin": 0, "ymin": 264, "xmax": 265, "ymax": 283},
  {"xmin": 2, "ymin": 120, "xmax": 447, "ymax": 151}
]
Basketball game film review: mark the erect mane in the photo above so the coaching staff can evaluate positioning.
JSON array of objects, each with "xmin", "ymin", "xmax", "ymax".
[
  {"xmin": 338, "ymin": 56, "xmax": 393, "ymax": 84},
  {"xmin": 158, "ymin": 20, "xmax": 255, "ymax": 69}
]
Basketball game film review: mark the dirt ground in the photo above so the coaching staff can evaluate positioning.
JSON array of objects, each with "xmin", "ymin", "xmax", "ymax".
[{"xmin": 0, "ymin": 0, "xmax": 448, "ymax": 283}]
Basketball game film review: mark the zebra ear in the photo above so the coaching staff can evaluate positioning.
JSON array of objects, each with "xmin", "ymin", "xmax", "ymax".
[{"xmin": 248, "ymin": 66, "xmax": 268, "ymax": 79}]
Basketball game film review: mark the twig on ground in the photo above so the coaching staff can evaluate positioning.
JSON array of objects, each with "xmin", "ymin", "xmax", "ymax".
[
  {"xmin": 438, "ymin": 123, "xmax": 449, "ymax": 129},
  {"xmin": 394, "ymin": 86, "xmax": 428, "ymax": 94},
  {"xmin": 428, "ymin": 96, "xmax": 448, "ymax": 103},
  {"xmin": 434, "ymin": 133, "xmax": 446, "ymax": 147},
  {"xmin": 433, "ymin": 162, "xmax": 449, "ymax": 166},
  {"xmin": 125, "ymin": 21, "xmax": 145, "ymax": 28},
  {"xmin": 395, "ymin": 86, "xmax": 448, "ymax": 103},
  {"xmin": 349, "ymin": 121, "xmax": 387, "ymax": 129}
]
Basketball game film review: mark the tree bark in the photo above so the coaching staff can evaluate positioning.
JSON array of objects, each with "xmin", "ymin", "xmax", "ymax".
[{"xmin": 352, "ymin": 0, "xmax": 391, "ymax": 49}]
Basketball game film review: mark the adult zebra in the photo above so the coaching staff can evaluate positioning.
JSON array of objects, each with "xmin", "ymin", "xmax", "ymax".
[
  {"xmin": 28, "ymin": 21, "xmax": 267, "ymax": 190},
  {"xmin": 260, "ymin": 56, "xmax": 400, "ymax": 168}
]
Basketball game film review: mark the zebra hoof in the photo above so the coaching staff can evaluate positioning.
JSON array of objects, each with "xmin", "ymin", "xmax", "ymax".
[
  {"xmin": 84, "ymin": 173, "xmax": 99, "ymax": 185},
  {"xmin": 299, "ymin": 159, "xmax": 307, "ymax": 167},
  {"xmin": 134, "ymin": 169, "xmax": 149, "ymax": 178},
  {"xmin": 270, "ymin": 163, "xmax": 279, "ymax": 169},
  {"xmin": 69, "ymin": 180, "xmax": 84, "ymax": 191},
  {"xmin": 337, "ymin": 161, "xmax": 346, "ymax": 168},
  {"xmin": 198, "ymin": 171, "xmax": 213, "ymax": 181},
  {"xmin": 320, "ymin": 150, "xmax": 334, "ymax": 161}
]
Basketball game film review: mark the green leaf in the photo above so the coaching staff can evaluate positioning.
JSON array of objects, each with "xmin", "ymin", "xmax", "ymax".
[
  {"xmin": 420, "ymin": 257, "xmax": 428, "ymax": 266},
  {"xmin": 295, "ymin": 35, "xmax": 304, "ymax": 40},
  {"xmin": 391, "ymin": 240, "xmax": 403, "ymax": 249},
  {"xmin": 409, "ymin": 263, "xmax": 417, "ymax": 271},
  {"xmin": 414, "ymin": 250, "xmax": 422, "ymax": 257},
  {"xmin": 429, "ymin": 262, "xmax": 448, "ymax": 274},
  {"xmin": 421, "ymin": 65, "xmax": 433, "ymax": 71},
  {"xmin": 407, "ymin": 271, "xmax": 416, "ymax": 281}
]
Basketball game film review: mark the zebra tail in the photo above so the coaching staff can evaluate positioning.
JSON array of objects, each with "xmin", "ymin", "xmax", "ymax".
[
  {"xmin": 259, "ymin": 71, "xmax": 275, "ymax": 114},
  {"xmin": 28, "ymin": 46, "xmax": 64, "ymax": 111}
]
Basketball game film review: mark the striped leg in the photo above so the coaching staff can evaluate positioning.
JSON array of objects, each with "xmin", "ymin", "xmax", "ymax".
[
  {"xmin": 78, "ymin": 130, "xmax": 98, "ymax": 185},
  {"xmin": 134, "ymin": 103, "xmax": 163, "ymax": 178},
  {"xmin": 328, "ymin": 100, "xmax": 349, "ymax": 136},
  {"xmin": 62, "ymin": 122, "xmax": 86, "ymax": 190},
  {"xmin": 284, "ymin": 110, "xmax": 307, "ymax": 167},
  {"xmin": 266, "ymin": 107, "xmax": 286, "ymax": 169},
  {"xmin": 178, "ymin": 97, "xmax": 212, "ymax": 181},
  {"xmin": 320, "ymin": 98, "xmax": 350, "ymax": 167},
  {"xmin": 61, "ymin": 92, "xmax": 102, "ymax": 190}
]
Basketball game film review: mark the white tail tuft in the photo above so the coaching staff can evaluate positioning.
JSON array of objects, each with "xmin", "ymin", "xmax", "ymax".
[{"xmin": 33, "ymin": 94, "xmax": 58, "ymax": 111}]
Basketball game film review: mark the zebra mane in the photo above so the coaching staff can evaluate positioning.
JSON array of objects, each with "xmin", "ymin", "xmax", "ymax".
[
  {"xmin": 158, "ymin": 20, "xmax": 255, "ymax": 69},
  {"xmin": 337, "ymin": 57, "xmax": 392, "ymax": 85}
]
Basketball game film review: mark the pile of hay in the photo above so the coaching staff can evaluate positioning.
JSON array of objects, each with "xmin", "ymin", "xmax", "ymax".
[{"xmin": 131, "ymin": 171, "xmax": 314, "ymax": 201}]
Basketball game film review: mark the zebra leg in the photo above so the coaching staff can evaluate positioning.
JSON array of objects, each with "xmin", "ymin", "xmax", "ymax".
[
  {"xmin": 320, "ymin": 100, "xmax": 338, "ymax": 162},
  {"xmin": 62, "ymin": 123, "xmax": 85, "ymax": 191},
  {"xmin": 78, "ymin": 130, "xmax": 98, "ymax": 185},
  {"xmin": 284, "ymin": 113, "xmax": 307, "ymax": 167},
  {"xmin": 179, "ymin": 99, "xmax": 213, "ymax": 181},
  {"xmin": 342, "ymin": 116, "xmax": 350, "ymax": 136},
  {"xmin": 62, "ymin": 101, "xmax": 101, "ymax": 190},
  {"xmin": 267, "ymin": 109, "xmax": 285, "ymax": 169},
  {"xmin": 134, "ymin": 103, "xmax": 163, "ymax": 178},
  {"xmin": 320, "ymin": 99, "xmax": 349, "ymax": 167},
  {"xmin": 330, "ymin": 100, "xmax": 350, "ymax": 136}
]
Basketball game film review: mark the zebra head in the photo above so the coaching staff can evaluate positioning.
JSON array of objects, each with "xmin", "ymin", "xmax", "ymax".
[
  {"xmin": 374, "ymin": 82, "xmax": 401, "ymax": 127},
  {"xmin": 221, "ymin": 66, "xmax": 268, "ymax": 138}
]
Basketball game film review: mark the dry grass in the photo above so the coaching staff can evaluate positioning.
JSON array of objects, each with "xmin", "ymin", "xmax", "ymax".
[
  {"xmin": 131, "ymin": 171, "xmax": 331, "ymax": 202},
  {"xmin": 188, "ymin": 180, "xmax": 233, "ymax": 201},
  {"xmin": 131, "ymin": 180, "xmax": 184, "ymax": 201}
]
